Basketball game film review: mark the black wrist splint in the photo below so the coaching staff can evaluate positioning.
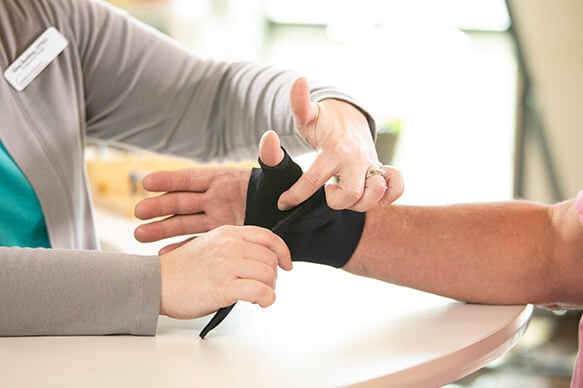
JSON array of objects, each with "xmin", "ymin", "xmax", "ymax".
[
  {"xmin": 245, "ymin": 148, "xmax": 366, "ymax": 268},
  {"xmin": 199, "ymin": 148, "xmax": 366, "ymax": 338}
]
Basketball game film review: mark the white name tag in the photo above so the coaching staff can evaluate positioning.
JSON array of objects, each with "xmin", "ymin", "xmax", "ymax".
[{"xmin": 3, "ymin": 27, "xmax": 68, "ymax": 91}]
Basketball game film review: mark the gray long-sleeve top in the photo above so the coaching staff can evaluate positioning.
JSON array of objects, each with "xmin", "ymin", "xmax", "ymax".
[{"xmin": 0, "ymin": 0, "xmax": 373, "ymax": 336}]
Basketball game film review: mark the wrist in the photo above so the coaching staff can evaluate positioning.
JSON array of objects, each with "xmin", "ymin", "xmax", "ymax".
[
  {"xmin": 158, "ymin": 254, "xmax": 169, "ymax": 316},
  {"xmin": 158, "ymin": 252, "xmax": 179, "ymax": 317}
]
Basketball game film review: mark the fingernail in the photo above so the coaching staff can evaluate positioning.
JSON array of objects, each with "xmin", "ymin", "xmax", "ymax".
[{"xmin": 278, "ymin": 201, "xmax": 289, "ymax": 211}]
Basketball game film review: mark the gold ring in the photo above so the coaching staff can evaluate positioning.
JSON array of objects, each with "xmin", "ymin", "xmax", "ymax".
[{"xmin": 366, "ymin": 168, "xmax": 388, "ymax": 179}]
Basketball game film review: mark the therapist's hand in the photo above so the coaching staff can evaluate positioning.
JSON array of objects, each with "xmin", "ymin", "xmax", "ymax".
[
  {"xmin": 262, "ymin": 129, "xmax": 404, "ymax": 212},
  {"xmin": 283, "ymin": 77, "xmax": 392, "ymax": 212},
  {"xmin": 159, "ymin": 225, "xmax": 292, "ymax": 319}
]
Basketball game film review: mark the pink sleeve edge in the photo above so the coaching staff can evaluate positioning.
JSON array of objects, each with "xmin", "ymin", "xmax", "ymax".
[{"xmin": 576, "ymin": 190, "xmax": 583, "ymax": 227}]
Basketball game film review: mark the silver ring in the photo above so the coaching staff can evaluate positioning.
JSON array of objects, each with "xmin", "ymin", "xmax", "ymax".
[{"xmin": 366, "ymin": 168, "xmax": 388, "ymax": 179}]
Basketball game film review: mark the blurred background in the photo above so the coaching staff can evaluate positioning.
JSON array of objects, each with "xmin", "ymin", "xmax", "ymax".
[{"xmin": 94, "ymin": 1, "xmax": 583, "ymax": 386}]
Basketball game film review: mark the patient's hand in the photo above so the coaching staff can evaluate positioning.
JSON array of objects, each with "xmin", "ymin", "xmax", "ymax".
[
  {"xmin": 133, "ymin": 131, "xmax": 289, "ymax": 247},
  {"xmin": 134, "ymin": 165, "xmax": 250, "ymax": 244}
]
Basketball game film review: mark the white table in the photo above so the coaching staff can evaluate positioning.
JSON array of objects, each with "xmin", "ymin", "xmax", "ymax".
[
  {"xmin": 0, "ymin": 259, "xmax": 531, "ymax": 388},
  {"xmin": 0, "ymin": 208, "xmax": 532, "ymax": 387}
]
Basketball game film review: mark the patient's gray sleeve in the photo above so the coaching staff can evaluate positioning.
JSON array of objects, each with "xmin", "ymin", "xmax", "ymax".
[{"xmin": 0, "ymin": 247, "xmax": 160, "ymax": 336}]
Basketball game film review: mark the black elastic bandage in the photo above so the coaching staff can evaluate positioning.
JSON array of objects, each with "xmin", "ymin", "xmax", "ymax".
[
  {"xmin": 199, "ymin": 148, "xmax": 366, "ymax": 338},
  {"xmin": 245, "ymin": 148, "xmax": 366, "ymax": 268}
]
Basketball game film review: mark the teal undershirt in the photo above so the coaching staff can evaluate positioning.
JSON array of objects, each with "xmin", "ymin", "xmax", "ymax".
[{"xmin": 0, "ymin": 142, "xmax": 50, "ymax": 248}]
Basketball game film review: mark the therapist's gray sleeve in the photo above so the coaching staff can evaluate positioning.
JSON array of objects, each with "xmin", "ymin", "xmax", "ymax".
[
  {"xmin": 0, "ymin": 247, "xmax": 160, "ymax": 336},
  {"xmin": 65, "ymin": 0, "xmax": 374, "ymax": 160}
]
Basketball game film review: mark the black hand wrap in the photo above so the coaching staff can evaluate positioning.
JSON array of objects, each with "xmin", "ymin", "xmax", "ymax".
[{"xmin": 245, "ymin": 148, "xmax": 366, "ymax": 268}]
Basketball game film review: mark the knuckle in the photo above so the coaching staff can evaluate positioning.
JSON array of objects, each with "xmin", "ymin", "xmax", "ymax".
[
  {"xmin": 334, "ymin": 140, "xmax": 353, "ymax": 155},
  {"xmin": 255, "ymin": 286, "xmax": 275, "ymax": 306},
  {"xmin": 367, "ymin": 183, "xmax": 387, "ymax": 198},
  {"xmin": 212, "ymin": 226, "xmax": 239, "ymax": 247},
  {"xmin": 268, "ymin": 253, "xmax": 278, "ymax": 268},
  {"xmin": 329, "ymin": 186, "xmax": 361, "ymax": 209},
  {"xmin": 215, "ymin": 224, "xmax": 235, "ymax": 235},
  {"xmin": 344, "ymin": 187, "xmax": 362, "ymax": 203},
  {"xmin": 270, "ymin": 234, "xmax": 288, "ymax": 255},
  {"xmin": 349, "ymin": 202, "xmax": 368, "ymax": 213},
  {"xmin": 392, "ymin": 180, "xmax": 405, "ymax": 196},
  {"xmin": 216, "ymin": 283, "xmax": 234, "ymax": 305},
  {"xmin": 262, "ymin": 264, "xmax": 277, "ymax": 281},
  {"xmin": 266, "ymin": 230, "xmax": 281, "ymax": 244}
]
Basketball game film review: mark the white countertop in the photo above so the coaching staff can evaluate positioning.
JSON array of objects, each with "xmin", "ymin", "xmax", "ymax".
[{"xmin": 4, "ymin": 207, "xmax": 529, "ymax": 387}]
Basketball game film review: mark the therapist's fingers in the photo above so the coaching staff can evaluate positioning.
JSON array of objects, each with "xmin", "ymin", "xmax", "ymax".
[
  {"xmin": 277, "ymin": 152, "xmax": 338, "ymax": 210},
  {"xmin": 288, "ymin": 77, "xmax": 319, "ymax": 141},
  {"xmin": 280, "ymin": 77, "xmax": 333, "ymax": 208},
  {"xmin": 343, "ymin": 173, "xmax": 387, "ymax": 212},
  {"xmin": 281, "ymin": 77, "xmax": 382, "ymax": 211},
  {"xmin": 321, "ymin": 158, "xmax": 379, "ymax": 211},
  {"xmin": 225, "ymin": 279, "xmax": 276, "ymax": 308},
  {"xmin": 158, "ymin": 230, "xmax": 294, "ymax": 261},
  {"xmin": 379, "ymin": 166, "xmax": 405, "ymax": 206},
  {"xmin": 237, "ymin": 244, "xmax": 280, "ymax": 288},
  {"xmin": 341, "ymin": 165, "xmax": 404, "ymax": 211},
  {"xmin": 159, "ymin": 225, "xmax": 291, "ymax": 318},
  {"xmin": 240, "ymin": 225, "xmax": 292, "ymax": 271}
]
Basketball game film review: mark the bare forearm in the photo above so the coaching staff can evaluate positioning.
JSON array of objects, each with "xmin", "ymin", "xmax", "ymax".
[{"xmin": 344, "ymin": 201, "xmax": 560, "ymax": 305}]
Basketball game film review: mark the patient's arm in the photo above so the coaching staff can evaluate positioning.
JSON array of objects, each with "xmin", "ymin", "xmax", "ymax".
[{"xmin": 345, "ymin": 198, "xmax": 583, "ymax": 308}]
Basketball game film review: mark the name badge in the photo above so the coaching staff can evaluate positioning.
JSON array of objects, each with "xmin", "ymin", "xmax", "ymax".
[{"xmin": 3, "ymin": 27, "xmax": 68, "ymax": 91}]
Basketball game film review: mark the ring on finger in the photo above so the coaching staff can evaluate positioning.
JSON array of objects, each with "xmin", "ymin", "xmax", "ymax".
[{"xmin": 366, "ymin": 168, "xmax": 388, "ymax": 179}]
